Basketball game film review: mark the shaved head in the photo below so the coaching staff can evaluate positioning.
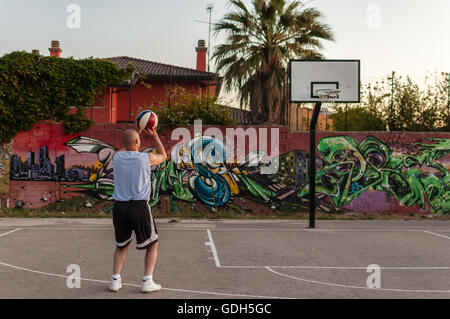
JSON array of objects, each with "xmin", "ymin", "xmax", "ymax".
[{"xmin": 123, "ymin": 129, "xmax": 140, "ymax": 150}]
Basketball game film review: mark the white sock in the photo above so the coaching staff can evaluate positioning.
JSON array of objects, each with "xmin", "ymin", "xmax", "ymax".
[
  {"xmin": 112, "ymin": 274, "xmax": 121, "ymax": 280},
  {"xmin": 143, "ymin": 275, "xmax": 153, "ymax": 282}
]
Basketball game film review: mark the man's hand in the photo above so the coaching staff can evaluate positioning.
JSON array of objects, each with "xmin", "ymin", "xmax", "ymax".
[{"xmin": 144, "ymin": 127, "xmax": 158, "ymax": 138}]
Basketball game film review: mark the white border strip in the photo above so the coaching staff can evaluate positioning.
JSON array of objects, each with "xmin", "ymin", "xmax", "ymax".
[{"xmin": 117, "ymin": 237, "xmax": 132, "ymax": 248}]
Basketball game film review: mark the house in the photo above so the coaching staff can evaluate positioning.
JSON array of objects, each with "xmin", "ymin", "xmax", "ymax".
[
  {"xmin": 46, "ymin": 40, "xmax": 221, "ymax": 124},
  {"xmin": 288, "ymin": 105, "xmax": 334, "ymax": 132},
  {"xmin": 95, "ymin": 40, "xmax": 221, "ymax": 123}
]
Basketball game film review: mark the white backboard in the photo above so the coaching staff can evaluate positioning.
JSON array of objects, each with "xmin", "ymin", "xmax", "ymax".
[{"xmin": 290, "ymin": 60, "xmax": 360, "ymax": 103}]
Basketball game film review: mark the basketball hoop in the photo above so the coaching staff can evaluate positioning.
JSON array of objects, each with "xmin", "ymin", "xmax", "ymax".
[
  {"xmin": 289, "ymin": 59, "xmax": 360, "ymax": 229},
  {"xmin": 316, "ymin": 89, "xmax": 341, "ymax": 103}
]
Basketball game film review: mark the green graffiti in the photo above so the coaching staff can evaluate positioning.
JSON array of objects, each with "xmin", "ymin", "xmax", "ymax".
[
  {"xmin": 68, "ymin": 182, "xmax": 115, "ymax": 198},
  {"xmin": 239, "ymin": 174, "xmax": 276, "ymax": 202},
  {"xmin": 148, "ymin": 160, "xmax": 277, "ymax": 209},
  {"xmin": 150, "ymin": 160, "xmax": 196, "ymax": 207},
  {"xmin": 300, "ymin": 136, "xmax": 450, "ymax": 214}
]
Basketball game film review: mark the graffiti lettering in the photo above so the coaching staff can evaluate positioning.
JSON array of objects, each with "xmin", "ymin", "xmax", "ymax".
[{"xmin": 299, "ymin": 136, "xmax": 449, "ymax": 214}]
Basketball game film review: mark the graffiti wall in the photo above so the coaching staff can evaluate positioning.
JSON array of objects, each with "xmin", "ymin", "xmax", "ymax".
[
  {"xmin": 6, "ymin": 123, "xmax": 450, "ymax": 215},
  {"xmin": 304, "ymin": 135, "xmax": 450, "ymax": 214}
]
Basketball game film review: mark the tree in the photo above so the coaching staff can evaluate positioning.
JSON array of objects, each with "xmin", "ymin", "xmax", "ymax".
[
  {"xmin": 386, "ymin": 73, "xmax": 448, "ymax": 131},
  {"xmin": 0, "ymin": 51, "xmax": 130, "ymax": 143},
  {"xmin": 213, "ymin": 0, "xmax": 334, "ymax": 125},
  {"xmin": 432, "ymin": 72, "xmax": 450, "ymax": 131},
  {"xmin": 331, "ymin": 104, "xmax": 385, "ymax": 131},
  {"xmin": 331, "ymin": 72, "xmax": 449, "ymax": 132}
]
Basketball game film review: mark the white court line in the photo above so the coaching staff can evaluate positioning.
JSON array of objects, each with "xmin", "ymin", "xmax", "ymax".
[
  {"xmin": 266, "ymin": 267, "xmax": 450, "ymax": 293},
  {"xmin": 0, "ymin": 260, "xmax": 292, "ymax": 299},
  {"xmin": 423, "ymin": 231, "xmax": 450, "ymax": 240},
  {"xmin": 0, "ymin": 228, "xmax": 21, "ymax": 238},
  {"xmin": 206, "ymin": 229, "xmax": 450, "ymax": 232},
  {"xmin": 205, "ymin": 229, "xmax": 221, "ymax": 268},
  {"xmin": 0, "ymin": 227, "xmax": 449, "ymax": 232},
  {"xmin": 220, "ymin": 265, "xmax": 450, "ymax": 270}
]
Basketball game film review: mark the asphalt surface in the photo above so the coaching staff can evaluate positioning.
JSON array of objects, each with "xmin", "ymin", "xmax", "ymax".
[{"xmin": 0, "ymin": 218, "xmax": 449, "ymax": 299}]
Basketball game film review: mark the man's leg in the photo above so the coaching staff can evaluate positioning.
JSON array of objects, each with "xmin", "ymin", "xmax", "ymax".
[
  {"xmin": 113, "ymin": 244, "xmax": 130, "ymax": 276},
  {"xmin": 144, "ymin": 241, "xmax": 158, "ymax": 277}
]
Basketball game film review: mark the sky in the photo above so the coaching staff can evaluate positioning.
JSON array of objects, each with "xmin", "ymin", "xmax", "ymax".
[{"xmin": 0, "ymin": 0, "xmax": 449, "ymax": 105}]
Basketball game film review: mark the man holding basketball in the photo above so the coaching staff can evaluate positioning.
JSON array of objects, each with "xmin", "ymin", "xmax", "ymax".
[{"xmin": 109, "ymin": 126, "xmax": 167, "ymax": 293}]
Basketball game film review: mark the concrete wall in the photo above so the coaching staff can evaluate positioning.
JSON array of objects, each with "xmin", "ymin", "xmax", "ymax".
[{"xmin": 6, "ymin": 123, "xmax": 450, "ymax": 215}]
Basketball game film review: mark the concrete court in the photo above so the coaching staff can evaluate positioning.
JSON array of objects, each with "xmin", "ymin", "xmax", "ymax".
[{"xmin": 0, "ymin": 218, "xmax": 449, "ymax": 299}]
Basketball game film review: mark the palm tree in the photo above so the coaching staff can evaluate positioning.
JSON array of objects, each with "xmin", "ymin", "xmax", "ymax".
[{"xmin": 213, "ymin": 0, "xmax": 334, "ymax": 124}]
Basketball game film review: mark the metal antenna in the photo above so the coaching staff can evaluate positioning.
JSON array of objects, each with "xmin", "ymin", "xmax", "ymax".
[
  {"xmin": 206, "ymin": 4, "xmax": 214, "ymax": 74},
  {"xmin": 388, "ymin": 71, "xmax": 396, "ymax": 131}
]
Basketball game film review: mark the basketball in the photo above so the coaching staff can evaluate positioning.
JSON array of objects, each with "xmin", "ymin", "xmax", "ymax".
[{"xmin": 136, "ymin": 110, "xmax": 158, "ymax": 133}]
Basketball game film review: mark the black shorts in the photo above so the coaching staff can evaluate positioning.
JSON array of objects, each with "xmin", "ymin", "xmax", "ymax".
[{"xmin": 112, "ymin": 200, "xmax": 159, "ymax": 250}]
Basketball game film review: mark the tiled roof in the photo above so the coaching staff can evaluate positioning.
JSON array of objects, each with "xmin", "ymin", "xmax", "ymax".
[{"xmin": 104, "ymin": 56, "xmax": 218, "ymax": 82}]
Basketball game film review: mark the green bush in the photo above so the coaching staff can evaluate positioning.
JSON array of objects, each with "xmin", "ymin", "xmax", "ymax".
[{"xmin": 0, "ymin": 51, "xmax": 131, "ymax": 143}]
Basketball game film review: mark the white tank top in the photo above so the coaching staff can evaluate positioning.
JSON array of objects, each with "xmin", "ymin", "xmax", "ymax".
[{"xmin": 112, "ymin": 151, "xmax": 151, "ymax": 201}]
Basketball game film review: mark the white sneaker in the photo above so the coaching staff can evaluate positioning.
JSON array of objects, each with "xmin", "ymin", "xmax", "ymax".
[
  {"xmin": 141, "ymin": 279, "xmax": 162, "ymax": 293},
  {"xmin": 109, "ymin": 278, "xmax": 122, "ymax": 292}
]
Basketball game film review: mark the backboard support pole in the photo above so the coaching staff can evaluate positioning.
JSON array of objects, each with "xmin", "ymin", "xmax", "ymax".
[{"xmin": 309, "ymin": 101, "xmax": 322, "ymax": 229}]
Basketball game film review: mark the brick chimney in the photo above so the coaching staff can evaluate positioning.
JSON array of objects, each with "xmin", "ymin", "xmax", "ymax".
[
  {"xmin": 196, "ymin": 40, "xmax": 207, "ymax": 71},
  {"xmin": 49, "ymin": 40, "xmax": 62, "ymax": 58}
]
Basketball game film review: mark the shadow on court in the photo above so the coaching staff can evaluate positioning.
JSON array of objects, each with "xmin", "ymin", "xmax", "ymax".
[{"xmin": 0, "ymin": 218, "xmax": 449, "ymax": 299}]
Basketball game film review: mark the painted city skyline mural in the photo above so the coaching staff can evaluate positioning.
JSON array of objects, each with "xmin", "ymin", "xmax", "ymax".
[{"xmin": 10, "ymin": 144, "xmax": 96, "ymax": 182}]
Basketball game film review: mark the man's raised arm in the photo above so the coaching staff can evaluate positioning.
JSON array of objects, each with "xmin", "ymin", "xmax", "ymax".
[{"xmin": 145, "ymin": 128, "xmax": 167, "ymax": 166}]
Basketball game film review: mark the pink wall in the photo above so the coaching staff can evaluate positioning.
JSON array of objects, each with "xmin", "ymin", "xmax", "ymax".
[{"xmin": 7, "ymin": 123, "xmax": 450, "ymax": 215}]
